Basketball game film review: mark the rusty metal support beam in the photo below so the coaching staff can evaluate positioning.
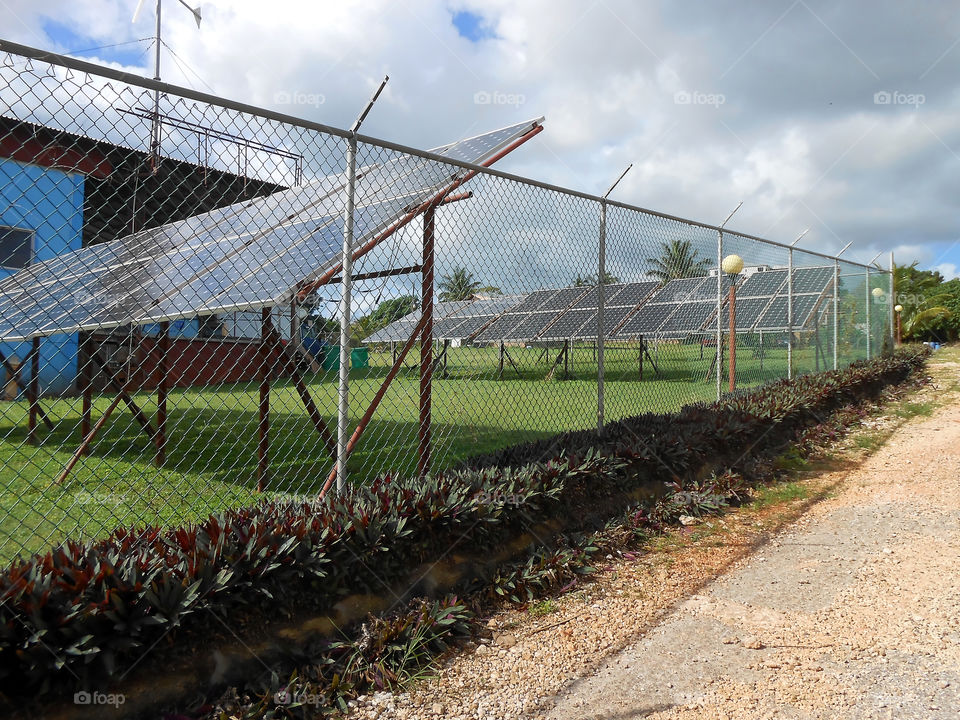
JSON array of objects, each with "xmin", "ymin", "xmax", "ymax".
[
  {"xmin": 295, "ymin": 123, "xmax": 542, "ymax": 302},
  {"xmin": 0, "ymin": 348, "xmax": 54, "ymax": 430},
  {"xmin": 326, "ymin": 264, "xmax": 423, "ymax": 285},
  {"xmin": 318, "ymin": 311, "xmax": 430, "ymax": 500},
  {"xmin": 418, "ymin": 206, "xmax": 435, "ymax": 480},
  {"xmin": 156, "ymin": 322, "xmax": 169, "ymax": 467},
  {"xmin": 27, "ymin": 338, "xmax": 39, "ymax": 445},
  {"xmin": 258, "ymin": 308, "xmax": 272, "ymax": 491},
  {"xmin": 79, "ymin": 334, "xmax": 92, "ymax": 452},
  {"xmin": 87, "ymin": 350, "xmax": 156, "ymax": 444},
  {"xmin": 56, "ymin": 392, "xmax": 125, "ymax": 485}
]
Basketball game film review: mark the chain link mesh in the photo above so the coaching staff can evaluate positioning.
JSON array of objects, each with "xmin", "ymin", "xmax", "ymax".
[{"xmin": 0, "ymin": 45, "xmax": 893, "ymax": 561}]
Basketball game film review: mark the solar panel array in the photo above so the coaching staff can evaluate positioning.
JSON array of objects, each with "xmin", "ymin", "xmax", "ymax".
[
  {"xmin": 365, "ymin": 294, "xmax": 527, "ymax": 343},
  {"xmin": 538, "ymin": 281, "xmax": 658, "ymax": 341},
  {"xmin": 0, "ymin": 119, "xmax": 543, "ymax": 342},
  {"xmin": 365, "ymin": 267, "xmax": 835, "ymax": 346}
]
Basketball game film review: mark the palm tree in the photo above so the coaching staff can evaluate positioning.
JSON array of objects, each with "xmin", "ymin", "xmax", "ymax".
[
  {"xmin": 438, "ymin": 267, "xmax": 482, "ymax": 301},
  {"xmin": 645, "ymin": 240, "xmax": 710, "ymax": 284}
]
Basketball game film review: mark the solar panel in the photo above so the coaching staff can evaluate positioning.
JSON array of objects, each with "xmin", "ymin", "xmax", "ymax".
[
  {"xmin": 732, "ymin": 297, "xmax": 771, "ymax": 329},
  {"xmin": 569, "ymin": 305, "xmax": 634, "ymax": 339},
  {"xmin": 499, "ymin": 313, "xmax": 555, "ymax": 341},
  {"xmin": 536, "ymin": 286, "xmax": 590, "ymax": 311},
  {"xmin": 606, "ymin": 281, "xmax": 658, "ymax": 308},
  {"xmin": 0, "ymin": 118, "xmax": 543, "ymax": 342},
  {"xmin": 539, "ymin": 308, "xmax": 594, "ymax": 340},
  {"xmin": 792, "ymin": 266, "xmax": 835, "ymax": 294},
  {"xmin": 502, "ymin": 289, "xmax": 556, "ymax": 315},
  {"xmin": 614, "ymin": 303, "xmax": 676, "ymax": 337},
  {"xmin": 737, "ymin": 269, "xmax": 786, "ymax": 297},
  {"xmin": 648, "ymin": 276, "xmax": 713, "ymax": 303},
  {"xmin": 658, "ymin": 301, "xmax": 716, "ymax": 335},
  {"xmin": 754, "ymin": 294, "xmax": 821, "ymax": 330}
]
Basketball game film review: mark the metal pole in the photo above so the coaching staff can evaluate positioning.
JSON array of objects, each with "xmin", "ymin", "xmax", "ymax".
[
  {"xmin": 716, "ymin": 232, "xmax": 723, "ymax": 400},
  {"xmin": 865, "ymin": 267, "xmax": 871, "ymax": 359},
  {"xmin": 28, "ymin": 338, "xmax": 39, "ymax": 445},
  {"xmin": 337, "ymin": 134, "xmax": 356, "ymax": 493},
  {"xmin": 833, "ymin": 259, "xmax": 839, "ymax": 370},
  {"xmin": 79, "ymin": 333, "xmax": 92, "ymax": 454},
  {"xmin": 156, "ymin": 321, "xmax": 169, "ymax": 467},
  {"xmin": 150, "ymin": 0, "xmax": 162, "ymax": 168},
  {"xmin": 787, "ymin": 248, "xmax": 794, "ymax": 379},
  {"xmin": 334, "ymin": 76, "xmax": 387, "ymax": 493},
  {"xmin": 418, "ymin": 206, "xmax": 435, "ymax": 479},
  {"xmin": 728, "ymin": 282, "xmax": 737, "ymax": 393},
  {"xmin": 597, "ymin": 199, "xmax": 606, "ymax": 432},
  {"xmin": 258, "ymin": 307, "xmax": 271, "ymax": 492},
  {"xmin": 596, "ymin": 164, "xmax": 630, "ymax": 432}
]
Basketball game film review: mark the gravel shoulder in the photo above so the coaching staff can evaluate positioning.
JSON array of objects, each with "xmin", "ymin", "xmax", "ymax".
[{"xmin": 350, "ymin": 352, "xmax": 960, "ymax": 720}]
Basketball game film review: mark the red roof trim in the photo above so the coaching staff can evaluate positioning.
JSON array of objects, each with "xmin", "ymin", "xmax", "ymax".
[{"xmin": 0, "ymin": 129, "xmax": 113, "ymax": 179}]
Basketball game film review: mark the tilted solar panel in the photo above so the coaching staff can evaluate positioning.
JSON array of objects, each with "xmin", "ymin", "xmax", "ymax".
[
  {"xmin": 737, "ymin": 269, "xmax": 787, "ymax": 297},
  {"xmin": 0, "ymin": 118, "xmax": 543, "ymax": 342},
  {"xmin": 792, "ymin": 266, "xmax": 834, "ymax": 294},
  {"xmin": 658, "ymin": 301, "xmax": 716, "ymax": 335}
]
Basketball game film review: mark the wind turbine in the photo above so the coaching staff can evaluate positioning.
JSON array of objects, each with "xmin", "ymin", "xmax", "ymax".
[{"xmin": 132, "ymin": 0, "xmax": 202, "ymax": 168}]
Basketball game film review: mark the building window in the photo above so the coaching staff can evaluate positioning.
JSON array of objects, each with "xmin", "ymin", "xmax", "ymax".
[{"xmin": 0, "ymin": 226, "xmax": 33, "ymax": 270}]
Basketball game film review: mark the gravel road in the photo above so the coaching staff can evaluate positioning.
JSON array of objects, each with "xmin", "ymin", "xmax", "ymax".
[
  {"xmin": 350, "ymin": 356, "xmax": 959, "ymax": 720},
  {"xmin": 548, "ymin": 359, "xmax": 960, "ymax": 719}
]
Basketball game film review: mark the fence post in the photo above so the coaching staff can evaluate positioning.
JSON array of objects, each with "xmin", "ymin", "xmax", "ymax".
[
  {"xmin": 833, "ymin": 259, "xmax": 839, "ymax": 370},
  {"xmin": 418, "ymin": 206, "xmax": 435, "ymax": 479},
  {"xmin": 597, "ymin": 198, "xmax": 606, "ymax": 433},
  {"xmin": 889, "ymin": 252, "xmax": 895, "ymax": 349},
  {"xmin": 865, "ymin": 266, "xmax": 871, "ymax": 359},
  {"xmin": 337, "ymin": 134, "xmax": 357, "ymax": 493},
  {"xmin": 787, "ymin": 247, "xmax": 793, "ymax": 380},
  {"xmin": 716, "ymin": 230, "xmax": 723, "ymax": 401}
]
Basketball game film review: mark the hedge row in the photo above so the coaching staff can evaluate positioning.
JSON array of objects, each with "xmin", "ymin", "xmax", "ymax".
[{"xmin": 0, "ymin": 347, "xmax": 929, "ymax": 698}]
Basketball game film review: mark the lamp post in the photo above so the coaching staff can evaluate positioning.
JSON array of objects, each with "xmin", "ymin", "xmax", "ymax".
[
  {"xmin": 894, "ymin": 304, "xmax": 903, "ymax": 345},
  {"xmin": 722, "ymin": 254, "xmax": 744, "ymax": 392}
]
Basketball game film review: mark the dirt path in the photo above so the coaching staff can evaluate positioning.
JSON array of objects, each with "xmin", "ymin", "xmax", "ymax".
[
  {"xmin": 548, "ymin": 358, "xmax": 960, "ymax": 720},
  {"xmin": 350, "ymin": 354, "xmax": 960, "ymax": 720}
]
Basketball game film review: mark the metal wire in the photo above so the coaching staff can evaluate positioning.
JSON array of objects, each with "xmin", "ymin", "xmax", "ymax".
[{"xmin": 0, "ymin": 42, "xmax": 892, "ymax": 561}]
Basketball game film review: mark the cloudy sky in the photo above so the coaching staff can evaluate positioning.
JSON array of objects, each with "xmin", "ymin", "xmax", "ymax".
[{"xmin": 2, "ymin": 0, "xmax": 959, "ymax": 277}]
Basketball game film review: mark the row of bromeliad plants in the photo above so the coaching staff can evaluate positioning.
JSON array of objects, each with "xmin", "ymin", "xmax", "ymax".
[{"xmin": 0, "ymin": 345, "xmax": 931, "ymax": 718}]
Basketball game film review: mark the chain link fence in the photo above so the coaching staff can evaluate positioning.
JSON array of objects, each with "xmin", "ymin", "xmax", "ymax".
[{"xmin": 0, "ymin": 41, "xmax": 893, "ymax": 561}]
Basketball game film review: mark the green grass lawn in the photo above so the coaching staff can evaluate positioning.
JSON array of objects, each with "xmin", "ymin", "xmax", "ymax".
[{"xmin": 0, "ymin": 339, "xmax": 829, "ymax": 560}]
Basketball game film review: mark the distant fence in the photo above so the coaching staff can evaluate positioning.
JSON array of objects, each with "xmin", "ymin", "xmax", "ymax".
[{"xmin": 0, "ymin": 40, "xmax": 893, "ymax": 561}]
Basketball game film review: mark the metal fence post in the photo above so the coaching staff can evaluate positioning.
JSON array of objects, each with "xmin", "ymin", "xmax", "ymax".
[
  {"xmin": 865, "ymin": 266, "xmax": 871, "ymax": 359},
  {"xmin": 787, "ymin": 247, "xmax": 794, "ymax": 380},
  {"xmin": 833, "ymin": 259, "xmax": 839, "ymax": 370},
  {"xmin": 337, "ymin": 134, "xmax": 357, "ymax": 493},
  {"xmin": 889, "ymin": 252, "xmax": 896, "ymax": 349},
  {"xmin": 716, "ymin": 230, "xmax": 723, "ymax": 401},
  {"xmin": 597, "ymin": 198, "xmax": 606, "ymax": 432}
]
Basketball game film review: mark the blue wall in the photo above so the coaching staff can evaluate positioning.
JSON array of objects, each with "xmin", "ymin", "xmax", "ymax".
[{"xmin": 1, "ymin": 157, "xmax": 84, "ymax": 396}]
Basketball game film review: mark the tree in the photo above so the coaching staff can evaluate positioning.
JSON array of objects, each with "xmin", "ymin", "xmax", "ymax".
[
  {"xmin": 645, "ymin": 239, "xmax": 711, "ymax": 283},
  {"xmin": 438, "ymin": 267, "xmax": 482, "ymax": 301},
  {"xmin": 893, "ymin": 263, "xmax": 956, "ymax": 341},
  {"xmin": 573, "ymin": 271, "xmax": 620, "ymax": 287},
  {"xmin": 350, "ymin": 295, "xmax": 417, "ymax": 340}
]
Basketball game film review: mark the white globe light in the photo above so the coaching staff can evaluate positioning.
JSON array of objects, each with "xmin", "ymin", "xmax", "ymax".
[
  {"xmin": 721, "ymin": 254, "xmax": 745, "ymax": 275},
  {"xmin": 871, "ymin": 287, "xmax": 885, "ymax": 298},
  {"xmin": 894, "ymin": 304, "xmax": 903, "ymax": 312}
]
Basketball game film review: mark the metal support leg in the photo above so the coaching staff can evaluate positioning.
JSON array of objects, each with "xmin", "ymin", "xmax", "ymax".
[
  {"xmin": 156, "ymin": 322, "xmax": 169, "ymax": 467},
  {"xmin": 80, "ymin": 334, "xmax": 92, "ymax": 454},
  {"xmin": 418, "ymin": 206, "xmax": 435, "ymax": 479},
  {"xmin": 258, "ymin": 307, "xmax": 271, "ymax": 491},
  {"xmin": 27, "ymin": 337, "xmax": 39, "ymax": 445}
]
